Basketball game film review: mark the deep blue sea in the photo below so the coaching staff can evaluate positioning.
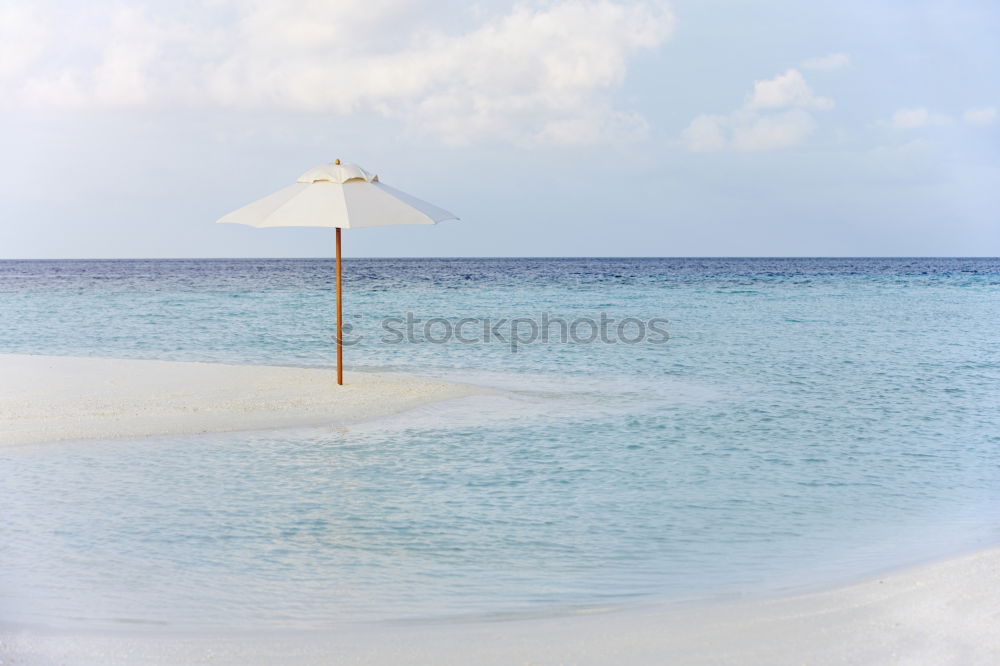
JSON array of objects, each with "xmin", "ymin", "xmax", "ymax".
[{"xmin": 2, "ymin": 258, "xmax": 999, "ymax": 630}]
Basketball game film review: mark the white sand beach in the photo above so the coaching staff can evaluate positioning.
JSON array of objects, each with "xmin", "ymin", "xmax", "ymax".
[
  {"xmin": 0, "ymin": 354, "xmax": 483, "ymax": 446},
  {"xmin": 3, "ymin": 546, "xmax": 998, "ymax": 665}
]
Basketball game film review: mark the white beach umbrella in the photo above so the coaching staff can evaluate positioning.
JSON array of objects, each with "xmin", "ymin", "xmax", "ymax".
[{"xmin": 217, "ymin": 159, "xmax": 458, "ymax": 385}]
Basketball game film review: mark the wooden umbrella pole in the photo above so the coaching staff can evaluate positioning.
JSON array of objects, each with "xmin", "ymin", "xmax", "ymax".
[{"xmin": 336, "ymin": 227, "xmax": 343, "ymax": 385}]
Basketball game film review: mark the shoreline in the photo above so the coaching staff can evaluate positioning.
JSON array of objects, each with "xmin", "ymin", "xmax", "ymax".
[
  {"xmin": 0, "ymin": 353, "xmax": 487, "ymax": 447},
  {"xmin": 3, "ymin": 545, "xmax": 998, "ymax": 664}
]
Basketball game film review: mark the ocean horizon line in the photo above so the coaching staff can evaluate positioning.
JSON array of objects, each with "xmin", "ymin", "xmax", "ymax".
[{"xmin": 2, "ymin": 255, "xmax": 999, "ymax": 262}]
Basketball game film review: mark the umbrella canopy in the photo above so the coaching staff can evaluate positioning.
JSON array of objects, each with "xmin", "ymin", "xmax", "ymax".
[
  {"xmin": 217, "ymin": 160, "xmax": 458, "ymax": 385},
  {"xmin": 217, "ymin": 161, "xmax": 457, "ymax": 229}
]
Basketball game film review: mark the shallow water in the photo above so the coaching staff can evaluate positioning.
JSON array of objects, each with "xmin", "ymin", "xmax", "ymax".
[{"xmin": 1, "ymin": 258, "xmax": 999, "ymax": 629}]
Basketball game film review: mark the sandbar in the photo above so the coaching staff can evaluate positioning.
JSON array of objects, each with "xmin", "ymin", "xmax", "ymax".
[{"xmin": 0, "ymin": 354, "xmax": 482, "ymax": 446}]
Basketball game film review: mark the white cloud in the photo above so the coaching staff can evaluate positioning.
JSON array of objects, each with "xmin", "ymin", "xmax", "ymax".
[
  {"xmin": 746, "ymin": 69, "xmax": 832, "ymax": 110},
  {"xmin": 682, "ymin": 67, "xmax": 832, "ymax": 152},
  {"xmin": 0, "ymin": 0, "xmax": 676, "ymax": 146},
  {"xmin": 683, "ymin": 109, "xmax": 816, "ymax": 153},
  {"xmin": 963, "ymin": 106, "xmax": 997, "ymax": 126},
  {"xmin": 680, "ymin": 114, "xmax": 728, "ymax": 153},
  {"xmin": 888, "ymin": 107, "xmax": 951, "ymax": 130},
  {"xmin": 0, "ymin": 4, "xmax": 47, "ymax": 80},
  {"xmin": 801, "ymin": 53, "xmax": 849, "ymax": 71}
]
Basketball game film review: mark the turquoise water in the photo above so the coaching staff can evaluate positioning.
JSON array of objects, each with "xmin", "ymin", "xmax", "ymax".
[{"xmin": 1, "ymin": 258, "xmax": 999, "ymax": 630}]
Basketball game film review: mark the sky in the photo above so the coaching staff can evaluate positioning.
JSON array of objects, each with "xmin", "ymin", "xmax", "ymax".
[{"xmin": 0, "ymin": 0, "xmax": 998, "ymax": 258}]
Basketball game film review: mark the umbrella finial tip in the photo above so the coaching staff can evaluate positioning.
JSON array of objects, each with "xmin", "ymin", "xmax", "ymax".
[{"xmin": 335, "ymin": 158, "xmax": 341, "ymax": 165}]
